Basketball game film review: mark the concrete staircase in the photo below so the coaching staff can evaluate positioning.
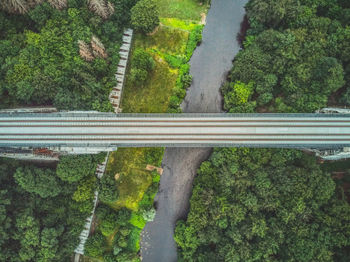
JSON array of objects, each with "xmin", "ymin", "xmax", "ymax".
[{"xmin": 109, "ymin": 28, "xmax": 133, "ymax": 113}]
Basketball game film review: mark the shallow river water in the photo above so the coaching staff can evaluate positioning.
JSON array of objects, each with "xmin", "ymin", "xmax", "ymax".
[{"xmin": 140, "ymin": 0, "xmax": 248, "ymax": 261}]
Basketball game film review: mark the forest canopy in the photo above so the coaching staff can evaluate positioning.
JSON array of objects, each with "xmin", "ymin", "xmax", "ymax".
[
  {"xmin": 0, "ymin": 154, "xmax": 105, "ymax": 261},
  {"xmin": 0, "ymin": 0, "xmax": 136, "ymax": 261},
  {"xmin": 175, "ymin": 148, "xmax": 350, "ymax": 261},
  {"xmin": 221, "ymin": 0, "xmax": 350, "ymax": 113},
  {"xmin": 175, "ymin": 0, "xmax": 350, "ymax": 261},
  {"xmin": 0, "ymin": 0, "xmax": 137, "ymax": 110}
]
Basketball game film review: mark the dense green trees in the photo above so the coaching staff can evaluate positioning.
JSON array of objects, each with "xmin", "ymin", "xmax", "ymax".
[
  {"xmin": 221, "ymin": 0, "xmax": 349, "ymax": 112},
  {"xmin": 129, "ymin": 48, "xmax": 155, "ymax": 86},
  {"xmin": 0, "ymin": 156, "xmax": 102, "ymax": 261},
  {"xmin": 175, "ymin": 148, "xmax": 350, "ymax": 261},
  {"xmin": 14, "ymin": 167, "xmax": 62, "ymax": 198},
  {"xmin": 131, "ymin": 0, "xmax": 159, "ymax": 34},
  {"xmin": 222, "ymin": 81, "xmax": 256, "ymax": 112},
  {"xmin": 3, "ymin": 8, "xmax": 111, "ymax": 109},
  {"xmin": 56, "ymin": 154, "xmax": 102, "ymax": 183},
  {"xmin": 98, "ymin": 173, "xmax": 119, "ymax": 202},
  {"xmin": 0, "ymin": 1, "xmax": 141, "ymax": 261},
  {"xmin": 0, "ymin": 0, "xmax": 137, "ymax": 111},
  {"xmin": 0, "ymin": 1, "xmax": 143, "ymax": 261},
  {"xmin": 176, "ymin": 1, "xmax": 350, "ymax": 261}
]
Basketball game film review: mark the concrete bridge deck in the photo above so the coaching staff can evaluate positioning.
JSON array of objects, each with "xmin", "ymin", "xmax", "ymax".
[{"xmin": 0, "ymin": 112, "xmax": 350, "ymax": 149}]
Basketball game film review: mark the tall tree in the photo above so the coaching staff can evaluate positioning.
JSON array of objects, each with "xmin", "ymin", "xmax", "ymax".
[
  {"xmin": 14, "ymin": 167, "xmax": 62, "ymax": 198},
  {"xmin": 56, "ymin": 155, "xmax": 97, "ymax": 183},
  {"xmin": 131, "ymin": 0, "xmax": 159, "ymax": 34}
]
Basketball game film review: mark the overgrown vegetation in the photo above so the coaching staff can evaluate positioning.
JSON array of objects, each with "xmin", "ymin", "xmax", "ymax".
[
  {"xmin": 129, "ymin": 48, "xmax": 155, "ymax": 86},
  {"xmin": 121, "ymin": 20, "xmax": 203, "ymax": 113},
  {"xmin": 175, "ymin": 0, "xmax": 350, "ymax": 261},
  {"xmin": 84, "ymin": 0, "xmax": 208, "ymax": 260},
  {"xmin": 0, "ymin": 0, "xmax": 137, "ymax": 111},
  {"xmin": 131, "ymin": 0, "xmax": 159, "ymax": 34},
  {"xmin": 84, "ymin": 148, "xmax": 161, "ymax": 261},
  {"xmin": 0, "ymin": 0, "xmax": 135, "ymax": 261},
  {"xmin": 175, "ymin": 148, "xmax": 350, "ymax": 261},
  {"xmin": 0, "ymin": 154, "xmax": 105, "ymax": 261},
  {"xmin": 221, "ymin": 0, "xmax": 350, "ymax": 112}
]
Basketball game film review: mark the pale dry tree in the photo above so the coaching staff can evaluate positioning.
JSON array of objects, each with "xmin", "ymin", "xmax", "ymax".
[
  {"xmin": 78, "ymin": 40, "xmax": 94, "ymax": 61},
  {"xmin": 106, "ymin": 1, "xmax": 114, "ymax": 16},
  {"xmin": 28, "ymin": 0, "xmax": 45, "ymax": 7},
  {"xmin": 47, "ymin": 0, "xmax": 67, "ymax": 10},
  {"xmin": 0, "ymin": 0, "xmax": 29, "ymax": 14},
  {"xmin": 91, "ymin": 35, "xmax": 107, "ymax": 58},
  {"xmin": 87, "ymin": 0, "xmax": 108, "ymax": 19}
]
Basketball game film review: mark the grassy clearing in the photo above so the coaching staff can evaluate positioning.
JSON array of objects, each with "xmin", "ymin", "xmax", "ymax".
[
  {"xmin": 98, "ymin": 0, "xmax": 208, "ymax": 258},
  {"xmin": 160, "ymin": 18, "xmax": 199, "ymax": 31},
  {"xmin": 121, "ymin": 25, "xmax": 189, "ymax": 113},
  {"xmin": 106, "ymin": 148, "xmax": 162, "ymax": 210},
  {"xmin": 121, "ymin": 54, "xmax": 178, "ymax": 113},
  {"xmin": 111, "ymin": 170, "xmax": 152, "ymax": 211},
  {"xmin": 158, "ymin": 0, "xmax": 207, "ymax": 20},
  {"xmin": 135, "ymin": 25, "xmax": 189, "ymax": 55}
]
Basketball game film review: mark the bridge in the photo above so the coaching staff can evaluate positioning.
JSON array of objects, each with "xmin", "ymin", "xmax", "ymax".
[{"xmin": 1, "ymin": 112, "xmax": 350, "ymax": 154}]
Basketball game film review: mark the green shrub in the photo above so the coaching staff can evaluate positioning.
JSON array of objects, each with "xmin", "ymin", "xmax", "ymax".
[
  {"xmin": 169, "ymin": 95, "xmax": 182, "ymax": 108},
  {"xmin": 152, "ymin": 173, "xmax": 160, "ymax": 183},
  {"xmin": 127, "ymin": 227, "xmax": 142, "ymax": 252},
  {"xmin": 113, "ymin": 245, "xmax": 122, "ymax": 256},
  {"xmin": 132, "ymin": 49, "xmax": 155, "ymax": 70},
  {"xmin": 120, "ymin": 227, "xmax": 131, "ymax": 237},
  {"xmin": 98, "ymin": 174, "xmax": 119, "ymax": 203},
  {"xmin": 181, "ymin": 74, "xmax": 192, "ymax": 89},
  {"xmin": 129, "ymin": 49, "xmax": 155, "ymax": 86},
  {"xmin": 164, "ymin": 54, "xmax": 185, "ymax": 68},
  {"xmin": 131, "ymin": 0, "xmax": 159, "ymax": 34},
  {"xmin": 56, "ymin": 155, "xmax": 97, "ymax": 183},
  {"xmin": 85, "ymin": 232, "xmax": 105, "ymax": 258},
  {"xmin": 129, "ymin": 68, "xmax": 148, "ymax": 85},
  {"xmin": 117, "ymin": 236, "xmax": 128, "ymax": 248},
  {"xmin": 77, "ymin": 200, "xmax": 94, "ymax": 214},
  {"xmin": 99, "ymin": 218, "xmax": 117, "ymax": 237},
  {"xmin": 129, "ymin": 213, "xmax": 146, "ymax": 229},
  {"xmin": 185, "ymin": 25, "xmax": 203, "ymax": 60},
  {"xmin": 116, "ymin": 208, "xmax": 132, "ymax": 226}
]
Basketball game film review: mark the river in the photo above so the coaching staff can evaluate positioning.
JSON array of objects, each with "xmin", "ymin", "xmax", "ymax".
[{"xmin": 140, "ymin": 0, "xmax": 248, "ymax": 261}]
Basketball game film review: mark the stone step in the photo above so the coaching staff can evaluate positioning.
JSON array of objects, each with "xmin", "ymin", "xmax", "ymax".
[
  {"xmin": 124, "ymin": 28, "xmax": 133, "ymax": 36},
  {"xmin": 123, "ymin": 36, "xmax": 132, "ymax": 44},
  {"xmin": 119, "ymin": 52, "xmax": 128, "ymax": 59},
  {"xmin": 117, "ymin": 67, "xmax": 125, "ymax": 74},
  {"xmin": 118, "ymin": 59, "xmax": 127, "ymax": 67},
  {"xmin": 120, "ymin": 44, "xmax": 130, "ymax": 52}
]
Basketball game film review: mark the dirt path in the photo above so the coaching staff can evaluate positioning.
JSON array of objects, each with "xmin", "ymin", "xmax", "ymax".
[{"xmin": 140, "ymin": 0, "xmax": 248, "ymax": 261}]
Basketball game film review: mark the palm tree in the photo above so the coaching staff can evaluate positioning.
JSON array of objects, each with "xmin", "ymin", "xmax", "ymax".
[
  {"xmin": 78, "ymin": 40, "xmax": 94, "ymax": 61},
  {"xmin": 87, "ymin": 0, "xmax": 109, "ymax": 19},
  {"xmin": 47, "ymin": 0, "xmax": 67, "ymax": 10},
  {"xmin": 106, "ymin": 1, "xmax": 114, "ymax": 16},
  {"xmin": 0, "ymin": 0, "xmax": 29, "ymax": 14},
  {"xmin": 91, "ymin": 35, "xmax": 107, "ymax": 58}
]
